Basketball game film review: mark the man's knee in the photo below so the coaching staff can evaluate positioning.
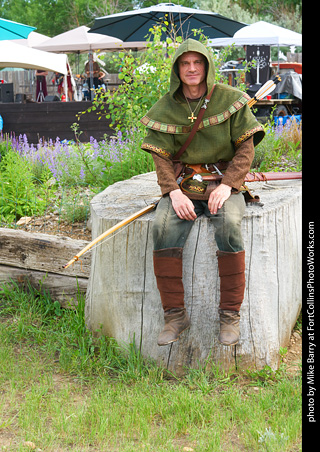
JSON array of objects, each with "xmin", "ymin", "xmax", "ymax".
[
  {"xmin": 214, "ymin": 194, "xmax": 245, "ymax": 252},
  {"xmin": 153, "ymin": 197, "xmax": 194, "ymax": 250}
]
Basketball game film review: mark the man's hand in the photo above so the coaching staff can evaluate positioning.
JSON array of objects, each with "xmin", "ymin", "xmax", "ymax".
[
  {"xmin": 208, "ymin": 183, "xmax": 232, "ymax": 214},
  {"xmin": 170, "ymin": 189, "xmax": 197, "ymax": 221}
]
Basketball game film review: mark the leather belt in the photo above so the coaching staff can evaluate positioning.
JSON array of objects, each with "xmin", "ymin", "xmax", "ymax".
[
  {"xmin": 184, "ymin": 161, "xmax": 230, "ymax": 181},
  {"xmin": 205, "ymin": 161, "xmax": 230, "ymax": 172}
]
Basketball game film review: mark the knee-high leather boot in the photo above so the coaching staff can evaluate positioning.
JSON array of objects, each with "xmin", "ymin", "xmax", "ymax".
[
  {"xmin": 216, "ymin": 250, "xmax": 246, "ymax": 346},
  {"xmin": 153, "ymin": 247, "xmax": 190, "ymax": 346}
]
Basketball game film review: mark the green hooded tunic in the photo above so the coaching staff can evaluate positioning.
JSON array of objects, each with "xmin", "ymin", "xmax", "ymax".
[{"xmin": 140, "ymin": 39, "xmax": 264, "ymax": 167}]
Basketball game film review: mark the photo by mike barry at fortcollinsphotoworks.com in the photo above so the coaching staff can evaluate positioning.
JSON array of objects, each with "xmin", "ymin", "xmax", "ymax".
[{"xmin": 304, "ymin": 221, "xmax": 316, "ymax": 429}]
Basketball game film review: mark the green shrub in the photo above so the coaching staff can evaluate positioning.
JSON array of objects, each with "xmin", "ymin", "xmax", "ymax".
[
  {"xmin": 59, "ymin": 187, "xmax": 92, "ymax": 223},
  {"xmin": 0, "ymin": 150, "xmax": 53, "ymax": 222},
  {"xmin": 0, "ymin": 133, "xmax": 13, "ymax": 160}
]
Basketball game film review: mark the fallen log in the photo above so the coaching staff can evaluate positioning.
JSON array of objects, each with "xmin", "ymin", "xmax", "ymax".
[{"xmin": 0, "ymin": 228, "xmax": 91, "ymax": 306}]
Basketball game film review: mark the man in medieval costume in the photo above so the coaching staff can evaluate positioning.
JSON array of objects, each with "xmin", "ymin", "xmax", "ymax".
[{"xmin": 140, "ymin": 38, "xmax": 265, "ymax": 347}]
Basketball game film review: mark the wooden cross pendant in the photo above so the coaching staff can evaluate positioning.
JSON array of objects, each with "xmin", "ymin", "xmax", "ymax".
[{"xmin": 188, "ymin": 113, "xmax": 197, "ymax": 123}]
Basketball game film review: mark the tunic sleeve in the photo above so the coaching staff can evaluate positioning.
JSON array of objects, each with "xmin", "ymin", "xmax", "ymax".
[
  {"xmin": 221, "ymin": 136, "xmax": 255, "ymax": 190},
  {"xmin": 141, "ymin": 127, "xmax": 174, "ymax": 160},
  {"xmin": 151, "ymin": 153, "xmax": 180, "ymax": 195},
  {"xmin": 230, "ymin": 103, "xmax": 265, "ymax": 148}
]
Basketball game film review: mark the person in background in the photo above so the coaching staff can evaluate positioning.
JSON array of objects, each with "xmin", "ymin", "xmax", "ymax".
[
  {"xmin": 85, "ymin": 53, "xmax": 100, "ymax": 92},
  {"xmin": 66, "ymin": 64, "xmax": 74, "ymax": 101},
  {"xmin": 54, "ymin": 64, "xmax": 74, "ymax": 101},
  {"xmin": 97, "ymin": 69, "xmax": 110, "ymax": 92}
]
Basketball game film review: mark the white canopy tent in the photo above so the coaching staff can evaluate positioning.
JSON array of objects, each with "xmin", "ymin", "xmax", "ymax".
[
  {"xmin": 0, "ymin": 40, "xmax": 68, "ymax": 73},
  {"xmin": 34, "ymin": 26, "xmax": 121, "ymax": 53},
  {"xmin": 34, "ymin": 25, "xmax": 146, "ymax": 53},
  {"xmin": 208, "ymin": 21, "xmax": 302, "ymax": 91},
  {"xmin": 11, "ymin": 31, "xmax": 50, "ymax": 47},
  {"xmin": 34, "ymin": 26, "xmax": 146, "ymax": 100},
  {"xmin": 208, "ymin": 21, "xmax": 302, "ymax": 47},
  {"xmin": 0, "ymin": 40, "xmax": 69, "ymax": 100}
]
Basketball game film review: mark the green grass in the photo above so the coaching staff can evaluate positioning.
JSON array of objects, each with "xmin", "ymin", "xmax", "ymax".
[{"xmin": 0, "ymin": 282, "xmax": 302, "ymax": 452}]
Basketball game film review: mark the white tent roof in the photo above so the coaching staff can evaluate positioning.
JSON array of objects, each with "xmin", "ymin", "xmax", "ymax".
[
  {"xmin": 11, "ymin": 31, "xmax": 50, "ymax": 47},
  {"xmin": 0, "ymin": 40, "xmax": 68, "ymax": 73},
  {"xmin": 208, "ymin": 21, "xmax": 302, "ymax": 47},
  {"xmin": 34, "ymin": 25, "xmax": 146, "ymax": 53}
]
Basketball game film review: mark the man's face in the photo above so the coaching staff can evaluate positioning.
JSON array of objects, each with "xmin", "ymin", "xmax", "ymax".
[{"xmin": 178, "ymin": 51, "xmax": 206, "ymax": 88}]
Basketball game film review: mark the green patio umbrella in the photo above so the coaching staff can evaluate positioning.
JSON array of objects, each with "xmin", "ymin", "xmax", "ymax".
[
  {"xmin": 89, "ymin": 2, "xmax": 246, "ymax": 41},
  {"xmin": 0, "ymin": 17, "xmax": 36, "ymax": 40}
]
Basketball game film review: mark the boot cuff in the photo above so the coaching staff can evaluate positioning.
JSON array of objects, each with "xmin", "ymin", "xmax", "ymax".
[
  {"xmin": 216, "ymin": 250, "xmax": 245, "ymax": 276},
  {"xmin": 154, "ymin": 247, "xmax": 183, "ymax": 259}
]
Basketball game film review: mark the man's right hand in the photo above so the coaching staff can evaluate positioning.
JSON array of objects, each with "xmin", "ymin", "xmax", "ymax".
[{"xmin": 169, "ymin": 189, "xmax": 197, "ymax": 221}]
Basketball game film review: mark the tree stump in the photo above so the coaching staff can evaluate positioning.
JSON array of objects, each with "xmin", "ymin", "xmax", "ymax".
[{"xmin": 85, "ymin": 172, "xmax": 302, "ymax": 375}]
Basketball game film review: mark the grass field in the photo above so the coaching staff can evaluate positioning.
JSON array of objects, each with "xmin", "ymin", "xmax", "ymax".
[{"xmin": 0, "ymin": 282, "xmax": 302, "ymax": 452}]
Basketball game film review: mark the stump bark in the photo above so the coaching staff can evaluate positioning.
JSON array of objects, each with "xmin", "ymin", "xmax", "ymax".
[{"xmin": 85, "ymin": 172, "xmax": 302, "ymax": 375}]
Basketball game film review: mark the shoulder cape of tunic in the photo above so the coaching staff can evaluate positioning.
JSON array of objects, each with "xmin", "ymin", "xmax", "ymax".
[{"xmin": 140, "ymin": 38, "xmax": 264, "ymax": 165}]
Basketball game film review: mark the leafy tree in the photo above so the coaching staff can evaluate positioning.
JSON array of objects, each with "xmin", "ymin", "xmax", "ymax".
[
  {"xmin": 199, "ymin": 0, "xmax": 301, "ymax": 32},
  {"xmin": 232, "ymin": 0, "xmax": 302, "ymax": 32},
  {"xmin": 200, "ymin": 0, "xmax": 261, "ymax": 24},
  {"xmin": 0, "ymin": 0, "xmax": 136, "ymax": 37},
  {"xmin": 87, "ymin": 0, "xmax": 136, "ymax": 24},
  {"xmin": 234, "ymin": 0, "xmax": 301, "ymax": 15},
  {"xmin": 0, "ymin": 0, "xmax": 67, "ymax": 36}
]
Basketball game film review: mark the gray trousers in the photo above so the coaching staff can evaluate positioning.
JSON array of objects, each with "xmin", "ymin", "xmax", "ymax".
[{"xmin": 153, "ymin": 192, "xmax": 246, "ymax": 252}]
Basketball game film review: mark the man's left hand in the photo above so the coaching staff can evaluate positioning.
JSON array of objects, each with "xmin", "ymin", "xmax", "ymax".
[{"xmin": 208, "ymin": 183, "xmax": 232, "ymax": 214}]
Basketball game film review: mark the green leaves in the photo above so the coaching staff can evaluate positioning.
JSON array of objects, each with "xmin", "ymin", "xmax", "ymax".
[
  {"xmin": 0, "ymin": 150, "xmax": 53, "ymax": 222},
  {"xmin": 80, "ymin": 25, "xmax": 176, "ymax": 135}
]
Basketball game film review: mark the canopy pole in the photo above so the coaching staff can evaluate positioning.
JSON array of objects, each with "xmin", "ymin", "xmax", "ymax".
[{"xmin": 89, "ymin": 50, "xmax": 94, "ymax": 101}]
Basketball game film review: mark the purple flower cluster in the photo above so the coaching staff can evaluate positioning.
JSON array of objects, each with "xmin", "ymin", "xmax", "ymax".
[{"xmin": 1, "ymin": 131, "xmax": 139, "ymax": 186}]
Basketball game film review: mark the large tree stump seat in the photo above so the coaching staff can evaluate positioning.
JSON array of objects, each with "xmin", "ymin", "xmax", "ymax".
[{"xmin": 85, "ymin": 172, "xmax": 302, "ymax": 375}]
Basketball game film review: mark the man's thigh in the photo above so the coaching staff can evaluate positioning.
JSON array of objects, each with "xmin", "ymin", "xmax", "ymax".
[
  {"xmin": 153, "ymin": 196, "xmax": 195, "ymax": 250},
  {"xmin": 153, "ymin": 193, "xmax": 245, "ymax": 252}
]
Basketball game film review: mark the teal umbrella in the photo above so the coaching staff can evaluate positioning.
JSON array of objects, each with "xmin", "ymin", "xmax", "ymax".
[{"xmin": 0, "ymin": 17, "xmax": 36, "ymax": 40}]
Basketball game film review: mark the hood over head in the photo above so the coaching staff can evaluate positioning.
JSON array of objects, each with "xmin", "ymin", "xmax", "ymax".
[{"xmin": 170, "ymin": 38, "xmax": 215, "ymax": 100}]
